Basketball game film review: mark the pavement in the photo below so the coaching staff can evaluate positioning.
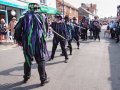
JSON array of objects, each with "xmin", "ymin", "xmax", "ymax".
[{"xmin": 0, "ymin": 25, "xmax": 120, "ymax": 90}]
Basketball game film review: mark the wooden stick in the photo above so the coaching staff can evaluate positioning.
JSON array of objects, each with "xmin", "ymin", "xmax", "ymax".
[
  {"xmin": 73, "ymin": 24, "xmax": 86, "ymax": 29},
  {"xmin": 51, "ymin": 29, "xmax": 66, "ymax": 40}
]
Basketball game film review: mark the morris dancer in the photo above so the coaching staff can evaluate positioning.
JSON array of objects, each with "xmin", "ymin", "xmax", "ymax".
[
  {"xmin": 65, "ymin": 15, "xmax": 73, "ymax": 55},
  {"xmin": 89, "ymin": 21, "xmax": 93, "ymax": 39},
  {"xmin": 14, "ymin": 3, "xmax": 50, "ymax": 86},
  {"xmin": 49, "ymin": 14, "xmax": 69, "ymax": 63},
  {"xmin": 72, "ymin": 17, "xmax": 80, "ymax": 49},
  {"xmin": 81, "ymin": 16, "xmax": 89, "ymax": 41},
  {"xmin": 114, "ymin": 21, "xmax": 120, "ymax": 43},
  {"xmin": 92, "ymin": 16, "xmax": 101, "ymax": 41}
]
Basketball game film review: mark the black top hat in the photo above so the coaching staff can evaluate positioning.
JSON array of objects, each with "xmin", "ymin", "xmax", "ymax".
[
  {"xmin": 65, "ymin": 15, "xmax": 69, "ymax": 20},
  {"xmin": 94, "ymin": 16, "xmax": 97, "ymax": 18},
  {"xmin": 55, "ymin": 14, "xmax": 61, "ymax": 17},
  {"xmin": 28, "ymin": 3, "xmax": 41, "ymax": 9},
  {"xmin": 55, "ymin": 14, "xmax": 62, "ymax": 20},
  {"xmin": 73, "ymin": 17, "xmax": 77, "ymax": 20}
]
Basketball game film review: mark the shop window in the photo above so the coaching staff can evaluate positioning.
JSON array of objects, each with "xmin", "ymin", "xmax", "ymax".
[
  {"xmin": 0, "ymin": 5, "xmax": 5, "ymax": 10},
  {"xmin": 75, "ymin": 10, "xmax": 76, "ymax": 15}
]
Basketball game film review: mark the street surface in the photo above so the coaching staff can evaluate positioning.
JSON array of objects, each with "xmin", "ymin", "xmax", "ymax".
[{"xmin": 0, "ymin": 25, "xmax": 120, "ymax": 90}]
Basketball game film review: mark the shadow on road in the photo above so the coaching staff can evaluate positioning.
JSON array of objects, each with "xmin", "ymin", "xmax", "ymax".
[
  {"xmin": 9, "ymin": 84, "xmax": 41, "ymax": 90},
  {"xmin": 0, "ymin": 80, "xmax": 41, "ymax": 90},
  {"xmin": 0, "ymin": 81, "xmax": 23, "ymax": 90},
  {"xmin": 0, "ymin": 63, "xmax": 37, "ymax": 76},
  {"xmin": 108, "ymin": 39, "xmax": 120, "ymax": 90},
  {"xmin": 102, "ymin": 26, "xmax": 120, "ymax": 90},
  {"xmin": 46, "ymin": 61, "xmax": 64, "ymax": 66}
]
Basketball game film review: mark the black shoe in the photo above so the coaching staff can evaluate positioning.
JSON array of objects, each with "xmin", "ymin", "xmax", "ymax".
[
  {"xmin": 41, "ymin": 78, "xmax": 50, "ymax": 86},
  {"xmin": 67, "ymin": 46, "xmax": 70, "ymax": 49},
  {"xmin": 82, "ymin": 39, "xmax": 85, "ymax": 41},
  {"xmin": 116, "ymin": 41, "xmax": 119, "ymax": 43},
  {"xmin": 70, "ymin": 53, "xmax": 72, "ymax": 55},
  {"xmin": 60, "ymin": 53, "xmax": 65, "ymax": 56},
  {"xmin": 77, "ymin": 47, "xmax": 79, "ymax": 49},
  {"xmin": 65, "ymin": 58, "xmax": 69, "ymax": 63},
  {"xmin": 49, "ymin": 58, "xmax": 53, "ymax": 61},
  {"xmin": 94, "ymin": 38, "xmax": 96, "ymax": 41},
  {"xmin": 23, "ymin": 78, "xmax": 29, "ymax": 83},
  {"xmin": 99, "ymin": 38, "xmax": 100, "ymax": 41}
]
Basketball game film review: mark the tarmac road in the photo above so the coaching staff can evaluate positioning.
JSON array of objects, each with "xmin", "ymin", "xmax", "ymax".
[{"xmin": 0, "ymin": 25, "xmax": 120, "ymax": 90}]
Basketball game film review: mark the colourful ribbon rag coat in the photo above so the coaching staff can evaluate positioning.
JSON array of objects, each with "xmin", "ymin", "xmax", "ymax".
[{"xmin": 14, "ymin": 11, "xmax": 49, "ymax": 67}]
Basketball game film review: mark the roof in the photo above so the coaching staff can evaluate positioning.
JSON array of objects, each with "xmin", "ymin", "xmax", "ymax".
[
  {"xmin": 57, "ymin": 0, "xmax": 78, "ymax": 10},
  {"xmin": 80, "ymin": 7, "xmax": 94, "ymax": 16},
  {"xmin": 81, "ymin": 4, "xmax": 97, "ymax": 13}
]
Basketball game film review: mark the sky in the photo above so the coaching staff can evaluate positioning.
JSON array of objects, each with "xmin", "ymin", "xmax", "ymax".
[{"xmin": 64, "ymin": 0, "xmax": 120, "ymax": 18}]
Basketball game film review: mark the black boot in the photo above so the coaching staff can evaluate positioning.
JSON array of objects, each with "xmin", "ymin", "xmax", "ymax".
[
  {"xmin": 70, "ymin": 52, "xmax": 72, "ymax": 55},
  {"xmin": 98, "ymin": 36, "xmax": 100, "ymax": 41},
  {"xmin": 77, "ymin": 42, "xmax": 79, "ymax": 49},
  {"xmin": 23, "ymin": 62, "xmax": 31, "ymax": 83},
  {"xmin": 65, "ymin": 58, "xmax": 69, "ymax": 63},
  {"xmin": 41, "ymin": 77, "xmax": 50, "ymax": 86},
  {"xmin": 60, "ymin": 53, "xmax": 65, "ymax": 56},
  {"xmin": 49, "ymin": 58, "xmax": 53, "ymax": 61},
  {"xmin": 116, "ymin": 41, "xmax": 119, "ymax": 43},
  {"xmin": 38, "ymin": 61, "xmax": 49, "ymax": 86}
]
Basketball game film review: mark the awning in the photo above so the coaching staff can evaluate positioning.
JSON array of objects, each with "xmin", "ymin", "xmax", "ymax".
[
  {"xmin": 39, "ymin": 5, "xmax": 61, "ymax": 15},
  {"xmin": 0, "ymin": 0, "xmax": 28, "ymax": 9}
]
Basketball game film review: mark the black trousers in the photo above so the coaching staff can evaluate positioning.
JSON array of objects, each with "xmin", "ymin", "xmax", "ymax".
[
  {"xmin": 83, "ymin": 29, "xmax": 87, "ymax": 40},
  {"xmin": 24, "ymin": 53, "xmax": 47, "ymax": 83},
  {"xmin": 116, "ymin": 33, "xmax": 119, "ymax": 42},
  {"xmin": 93, "ymin": 30, "xmax": 95, "ymax": 36},
  {"xmin": 90, "ymin": 31, "xmax": 93, "ymax": 36},
  {"xmin": 51, "ymin": 39, "xmax": 68, "ymax": 59},
  {"xmin": 73, "ymin": 36, "xmax": 80, "ymax": 48},
  {"xmin": 110, "ymin": 28, "xmax": 115, "ymax": 38},
  {"xmin": 94, "ymin": 29, "xmax": 100, "ymax": 40},
  {"xmin": 68, "ymin": 39, "xmax": 72, "ymax": 54}
]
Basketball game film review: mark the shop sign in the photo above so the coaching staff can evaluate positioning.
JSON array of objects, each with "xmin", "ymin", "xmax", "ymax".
[
  {"xmin": 0, "ymin": 0, "xmax": 28, "ymax": 9},
  {"xmin": 11, "ymin": 10, "xmax": 16, "ymax": 16},
  {"xmin": 39, "ymin": 5, "xmax": 61, "ymax": 14}
]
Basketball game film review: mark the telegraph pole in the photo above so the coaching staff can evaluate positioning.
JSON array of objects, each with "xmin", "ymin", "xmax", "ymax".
[{"xmin": 63, "ymin": 0, "xmax": 64, "ymax": 21}]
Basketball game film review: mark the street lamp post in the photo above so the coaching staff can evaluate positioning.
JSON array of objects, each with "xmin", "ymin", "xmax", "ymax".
[{"xmin": 63, "ymin": 0, "xmax": 64, "ymax": 21}]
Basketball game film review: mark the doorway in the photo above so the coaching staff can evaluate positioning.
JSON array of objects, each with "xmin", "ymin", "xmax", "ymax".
[{"xmin": 0, "ymin": 11, "xmax": 5, "ymax": 23}]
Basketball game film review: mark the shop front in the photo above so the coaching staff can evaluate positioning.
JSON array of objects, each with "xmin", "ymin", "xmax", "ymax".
[{"xmin": 0, "ymin": 0, "xmax": 28, "ymax": 25}]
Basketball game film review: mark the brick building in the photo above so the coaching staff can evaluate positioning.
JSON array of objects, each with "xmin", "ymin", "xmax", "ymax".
[
  {"xmin": 81, "ymin": 3, "xmax": 97, "ymax": 15},
  {"xmin": 56, "ymin": 0, "xmax": 78, "ymax": 20},
  {"xmin": 78, "ymin": 3, "xmax": 97, "ymax": 21}
]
